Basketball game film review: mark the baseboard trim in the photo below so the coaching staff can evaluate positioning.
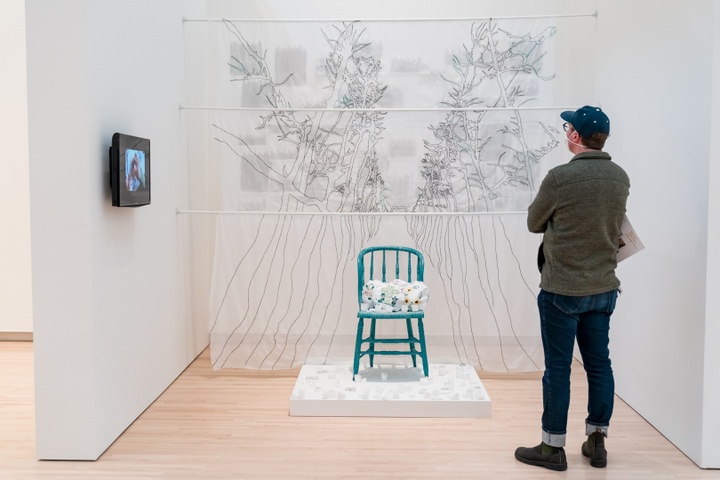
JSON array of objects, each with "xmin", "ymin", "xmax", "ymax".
[{"xmin": 0, "ymin": 332, "xmax": 33, "ymax": 341}]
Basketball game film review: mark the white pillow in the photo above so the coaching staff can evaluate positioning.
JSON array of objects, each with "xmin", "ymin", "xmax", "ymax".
[{"xmin": 360, "ymin": 279, "xmax": 429, "ymax": 312}]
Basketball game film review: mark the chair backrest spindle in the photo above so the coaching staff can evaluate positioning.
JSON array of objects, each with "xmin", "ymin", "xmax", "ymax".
[
  {"xmin": 405, "ymin": 253, "xmax": 411, "ymax": 281},
  {"xmin": 394, "ymin": 250, "xmax": 400, "ymax": 280},
  {"xmin": 381, "ymin": 250, "xmax": 387, "ymax": 282}
]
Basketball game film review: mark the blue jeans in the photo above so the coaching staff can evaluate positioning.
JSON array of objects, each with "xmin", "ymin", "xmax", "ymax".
[{"xmin": 539, "ymin": 289, "xmax": 617, "ymax": 447}]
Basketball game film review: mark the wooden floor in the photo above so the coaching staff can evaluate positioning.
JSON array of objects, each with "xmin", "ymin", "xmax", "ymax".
[{"xmin": 1, "ymin": 342, "xmax": 719, "ymax": 479}]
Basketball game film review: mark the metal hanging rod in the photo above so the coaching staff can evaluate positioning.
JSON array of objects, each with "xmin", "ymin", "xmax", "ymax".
[
  {"xmin": 182, "ymin": 12, "xmax": 597, "ymax": 23},
  {"xmin": 179, "ymin": 104, "xmax": 578, "ymax": 113},
  {"xmin": 176, "ymin": 209, "xmax": 526, "ymax": 216}
]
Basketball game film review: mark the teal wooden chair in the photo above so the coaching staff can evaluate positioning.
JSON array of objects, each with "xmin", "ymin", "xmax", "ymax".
[{"xmin": 352, "ymin": 246, "xmax": 429, "ymax": 380}]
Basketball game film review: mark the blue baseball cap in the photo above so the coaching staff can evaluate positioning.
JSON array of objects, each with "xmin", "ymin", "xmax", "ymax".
[{"xmin": 561, "ymin": 105, "xmax": 610, "ymax": 138}]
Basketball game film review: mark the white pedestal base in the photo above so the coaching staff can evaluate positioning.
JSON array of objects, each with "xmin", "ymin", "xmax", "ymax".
[{"xmin": 289, "ymin": 364, "xmax": 491, "ymax": 418}]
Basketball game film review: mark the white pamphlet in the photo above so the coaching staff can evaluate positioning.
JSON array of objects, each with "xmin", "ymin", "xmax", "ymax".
[{"xmin": 617, "ymin": 215, "xmax": 644, "ymax": 262}]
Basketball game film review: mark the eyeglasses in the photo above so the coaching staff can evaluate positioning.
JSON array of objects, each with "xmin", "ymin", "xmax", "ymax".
[{"xmin": 562, "ymin": 122, "xmax": 571, "ymax": 132}]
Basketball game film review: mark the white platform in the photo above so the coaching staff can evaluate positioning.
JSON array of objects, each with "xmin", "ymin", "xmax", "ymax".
[{"xmin": 289, "ymin": 364, "xmax": 491, "ymax": 418}]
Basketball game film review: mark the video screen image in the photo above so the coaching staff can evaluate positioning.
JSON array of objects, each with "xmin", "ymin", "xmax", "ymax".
[{"xmin": 125, "ymin": 148, "xmax": 146, "ymax": 192}]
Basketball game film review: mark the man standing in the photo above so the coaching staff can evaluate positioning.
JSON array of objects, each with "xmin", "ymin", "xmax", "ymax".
[{"xmin": 514, "ymin": 106, "xmax": 630, "ymax": 471}]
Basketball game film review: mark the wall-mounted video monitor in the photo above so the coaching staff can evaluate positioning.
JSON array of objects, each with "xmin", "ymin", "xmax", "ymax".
[{"xmin": 109, "ymin": 133, "xmax": 151, "ymax": 207}]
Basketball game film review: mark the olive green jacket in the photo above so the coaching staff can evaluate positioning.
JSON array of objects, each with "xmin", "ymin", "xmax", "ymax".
[{"xmin": 528, "ymin": 151, "xmax": 630, "ymax": 296}]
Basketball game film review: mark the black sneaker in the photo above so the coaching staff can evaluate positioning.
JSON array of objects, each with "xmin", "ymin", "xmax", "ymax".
[
  {"xmin": 582, "ymin": 431, "xmax": 608, "ymax": 468},
  {"xmin": 514, "ymin": 443, "xmax": 567, "ymax": 471}
]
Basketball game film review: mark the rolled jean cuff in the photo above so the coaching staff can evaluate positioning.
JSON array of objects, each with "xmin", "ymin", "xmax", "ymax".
[
  {"xmin": 542, "ymin": 430, "xmax": 566, "ymax": 448},
  {"xmin": 586, "ymin": 423, "xmax": 609, "ymax": 437}
]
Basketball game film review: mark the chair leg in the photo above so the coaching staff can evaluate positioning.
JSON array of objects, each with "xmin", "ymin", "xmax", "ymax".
[
  {"xmin": 369, "ymin": 319, "xmax": 376, "ymax": 368},
  {"xmin": 417, "ymin": 318, "xmax": 429, "ymax": 377},
  {"xmin": 406, "ymin": 318, "xmax": 418, "ymax": 368},
  {"xmin": 353, "ymin": 318, "xmax": 364, "ymax": 380}
]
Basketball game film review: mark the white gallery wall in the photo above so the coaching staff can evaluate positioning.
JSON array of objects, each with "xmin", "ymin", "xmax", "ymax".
[
  {"xmin": 0, "ymin": 0, "xmax": 33, "ymax": 334},
  {"xmin": 15, "ymin": 0, "xmax": 720, "ymax": 468},
  {"xmin": 591, "ymin": 0, "xmax": 719, "ymax": 468},
  {"xmin": 705, "ymin": 0, "xmax": 720, "ymax": 465},
  {"xmin": 25, "ymin": 0, "xmax": 209, "ymax": 460}
]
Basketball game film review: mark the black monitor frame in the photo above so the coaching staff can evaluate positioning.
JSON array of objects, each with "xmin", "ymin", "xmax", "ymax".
[{"xmin": 109, "ymin": 133, "xmax": 151, "ymax": 207}]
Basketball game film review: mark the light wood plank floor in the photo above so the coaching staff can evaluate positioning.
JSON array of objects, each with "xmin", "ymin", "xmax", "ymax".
[{"xmin": 1, "ymin": 341, "xmax": 719, "ymax": 479}]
